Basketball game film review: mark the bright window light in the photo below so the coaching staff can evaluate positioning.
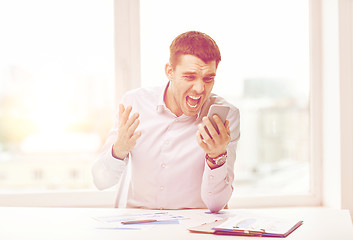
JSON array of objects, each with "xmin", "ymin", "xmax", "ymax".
[{"xmin": 0, "ymin": 0, "xmax": 114, "ymax": 190}]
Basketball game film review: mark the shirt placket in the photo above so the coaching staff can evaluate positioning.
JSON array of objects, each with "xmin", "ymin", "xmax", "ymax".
[{"xmin": 156, "ymin": 117, "xmax": 176, "ymax": 209}]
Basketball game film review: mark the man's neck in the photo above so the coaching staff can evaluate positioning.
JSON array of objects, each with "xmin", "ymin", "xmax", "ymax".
[{"xmin": 163, "ymin": 82, "xmax": 182, "ymax": 117}]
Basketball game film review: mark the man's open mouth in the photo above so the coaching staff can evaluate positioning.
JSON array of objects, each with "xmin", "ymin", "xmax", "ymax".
[{"xmin": 186, "ymin": 95, "xmax": 201, "ymax": 108}]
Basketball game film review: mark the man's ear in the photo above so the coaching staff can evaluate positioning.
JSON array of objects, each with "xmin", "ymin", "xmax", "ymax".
[{"xmin": 165, "ymin": 63, "xmax": 173, "ymax": 81}]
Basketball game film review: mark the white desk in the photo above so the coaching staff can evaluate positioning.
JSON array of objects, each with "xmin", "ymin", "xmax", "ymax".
[{"xmin": 0, "ymin": 207, "xmax": 352, "ymax": 240}]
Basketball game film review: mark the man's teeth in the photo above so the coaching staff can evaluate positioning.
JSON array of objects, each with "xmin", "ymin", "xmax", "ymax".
[
  {"xmin": 187, "ymin": 102, "xmax": 197, "ymax": 108},
  {"xmin": 189, "ymin": 96, "xmax": 201, "ymax": 100},
  {"xmin": 187, "ymin": 96, "xmax": 201, "ymax": 108}
]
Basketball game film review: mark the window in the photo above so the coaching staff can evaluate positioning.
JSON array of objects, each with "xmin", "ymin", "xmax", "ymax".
[
  {"xmin": 0, "ymin": 0, "xmax": 114, "ymax": 191},
  {"xmin": 1, "ymin": 0, "xmax": 325, "ymax": 208},
  {"xmin": 140, "ymin": 0, "xmax": 313, "ymax": 202}
]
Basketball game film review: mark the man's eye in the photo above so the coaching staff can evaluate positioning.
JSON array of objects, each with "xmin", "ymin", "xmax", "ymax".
[
  {"xmin": 204, "ymin": 77, "xmax": 214, "ymax": 83},
  {"xmin": 184, "ymin": 75, "xmax": 195, "ymax": 80}
]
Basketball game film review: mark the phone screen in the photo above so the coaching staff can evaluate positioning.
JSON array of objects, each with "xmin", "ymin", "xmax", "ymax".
[{"xmin": 206, "ymin": 105, "xmax": 230, "ymax": 134}]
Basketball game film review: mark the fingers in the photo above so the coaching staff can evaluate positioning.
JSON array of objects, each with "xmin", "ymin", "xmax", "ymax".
[
  {"xmin": 129, "ymin": 130, "xmax": 142, "ymax": 145},
  {"xmin": 115, "ymin": 104, "xmax": 141, "ymax": 158},
  {"xmin": 201, "ymin": 116, "xmax": 228, "ymax": 140},
  {"xmin": 118, "ymin": 104, "xmax": 125, "ymax": 119},
  {"xmin": 119, "ymin": 105, "xmax": 133, "ymax": 127},
  {"xmin": 198, "ymin": 122, "xmax": 214, "ymax": 144},
  {"xmin": 119, "ymin": 105, "xmax": 140, "ymax": 136},
  {"xmin": 119, "ymin": 104, "xmax": 140, "ymax": 127},
  {"xmin": 203, "ymin": 117, "xmax": 218, "ymax": 139},
  {"xmin": 213, "ymin": 115, "xmax": 227, "ymax": 135},
  {"xmin": 212, "ymin": 116, "xmax": 231, "ymax": 141},
  {"xmin": 224, "ymin": 120, "xmax": 230, "ymax": 135},
  {"xmin": 196, "ymin": 116, "xmax": 231, "ymax": 157},
  {"xmin": 196, "ymin": 130, "xmax": 208, "ymax": 150},
  {"xmin": 126, "ymin": 115, "xmax": 140, "ymax": 138}
]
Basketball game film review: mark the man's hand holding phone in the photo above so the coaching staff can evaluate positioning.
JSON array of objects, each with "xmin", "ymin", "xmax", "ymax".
[
  {"xmin": 196, "ymin": 105, "xmax": 231, "ymax": 159},
  {"xmin": 112, "ymin": 104, "xmax": 141, "ymax": 160}
]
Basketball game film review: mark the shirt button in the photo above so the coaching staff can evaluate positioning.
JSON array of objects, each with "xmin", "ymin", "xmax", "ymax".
[
  {"xmin": 161, "ymin": 163, "xmax": 166, "ymax": 168},
  {"xmin": 160, "ymin": 186, "xmax": 164, "ymax": 191},
  {"xmin": 224, "ymin": 176, "xmax": 229, "ymax": 184},
  {"xmin": 209, "ymin": 175, "xmax": 214, "ymax": 180},
  {"xmin": 208, "ymin": 192, "xmax": 212, "ymax": 196}
]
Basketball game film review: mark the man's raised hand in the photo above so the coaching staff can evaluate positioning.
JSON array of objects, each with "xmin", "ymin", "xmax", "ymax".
[{"xmin": 112, "ymin": 104, "xmax": 141, "ymax": 159}]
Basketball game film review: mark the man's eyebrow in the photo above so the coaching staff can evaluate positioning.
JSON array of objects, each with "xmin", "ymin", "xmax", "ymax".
[
  {"xmin": 182, "ymin": 72, "xmax": 216, "ymax": 77},
  {"xmin": 205, "ymin": 73, "xmax": 216, "ymax": 77},
  {"xmin": 182, "ymin": 71, "xmax": 197, "ymax": 75}
]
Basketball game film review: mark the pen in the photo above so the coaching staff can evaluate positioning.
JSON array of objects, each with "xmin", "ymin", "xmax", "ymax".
[{"xmin": 121, "ymin": 219, "xmax": 157, "ymax": 225}]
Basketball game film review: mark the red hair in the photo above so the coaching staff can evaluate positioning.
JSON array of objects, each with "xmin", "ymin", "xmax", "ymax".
[{"xmin": 169, "ymin": 31, "xmax": 221, "ymax": 69}]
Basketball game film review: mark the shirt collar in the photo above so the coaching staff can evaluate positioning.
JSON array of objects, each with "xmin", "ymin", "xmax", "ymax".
[{"xmin": 156, "ymin": 83, "xmax": 169, "ymax": 113}]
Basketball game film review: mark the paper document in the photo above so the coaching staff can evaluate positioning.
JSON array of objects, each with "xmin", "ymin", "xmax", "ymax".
[
  {"xmin": 93, "ymin": 212, "xmax": 185, "ymax": 229},
  {"xmin": 189, "ymin": 213, "xmax": 303, "ymax": 237},
  {"xmin": 214, "ymin": 214, "xmax": 303, "ymax": 237}
]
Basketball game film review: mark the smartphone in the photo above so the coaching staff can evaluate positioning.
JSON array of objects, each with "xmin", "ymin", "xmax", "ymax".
[{"xmin": 206, "ymin": 105, "xmax": 230, "ymax": 133}]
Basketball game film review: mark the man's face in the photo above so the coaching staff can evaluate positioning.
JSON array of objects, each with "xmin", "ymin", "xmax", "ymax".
[{"xmin": 165, "ymin": 54, "xmax": 216, "ymax": 116}]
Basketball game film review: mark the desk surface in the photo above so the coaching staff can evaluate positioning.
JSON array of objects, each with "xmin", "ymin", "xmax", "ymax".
[{"xmin": 0, "ymin": 207, "xmax": 352, "ymax": 240}]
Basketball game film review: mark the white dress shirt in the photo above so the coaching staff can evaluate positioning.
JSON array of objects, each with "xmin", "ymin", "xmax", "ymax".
[{"xmin": 92, "ymin": 85, "xmax": 240, "ymax": 212}]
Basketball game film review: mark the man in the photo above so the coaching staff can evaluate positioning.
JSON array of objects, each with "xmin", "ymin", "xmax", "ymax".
[{"xmin": 92, "ymin": 31, "xmax": 240, "ymax": 213}]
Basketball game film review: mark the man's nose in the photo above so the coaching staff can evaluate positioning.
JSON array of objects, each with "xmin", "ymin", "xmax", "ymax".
[{"xmin": 193, "ymin": 79, "xmax": 205, "ymax": 93}]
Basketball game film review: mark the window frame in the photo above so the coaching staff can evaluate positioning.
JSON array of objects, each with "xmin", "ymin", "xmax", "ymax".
[
  {"xmin": 1, "ymin": 0, "xmax": 352, "ymax": 209},
  {"xmin": 338, "ymin": 0, "xmax": 353, "ymax": 214}
]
